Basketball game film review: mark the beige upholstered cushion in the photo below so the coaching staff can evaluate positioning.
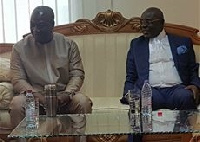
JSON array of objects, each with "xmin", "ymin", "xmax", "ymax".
[
  {"xmin": 91, "ymin": 97, "xmax": 129, "ymax": 111},
  {"xmin": 0, "ymin": 110, "xmax": 12, "ymax": 131},
  {"xmin": 0, "ymin": 82, "xmax": 13, "ymax": 109},
  {"xmin": 0, "ymin": 57, "xmax": 11, "ymax": 82},
  {"xmin": 70, "ymin": 33, "xmax": 142, "ymax": 98},
  {"xmin": 0, "ymin": 51, "xmax": 11, "ymax": 59}
]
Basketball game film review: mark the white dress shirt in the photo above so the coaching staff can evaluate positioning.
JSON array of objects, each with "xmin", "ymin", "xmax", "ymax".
[{"xmin": 148, "ymin": 30, "xmax": 182, "ymax": 88}]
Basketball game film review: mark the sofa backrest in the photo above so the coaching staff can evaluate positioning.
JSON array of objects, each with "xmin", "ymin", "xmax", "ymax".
[{"xmin": 1, "ymin": 10, "xmax": 200, "ymax": 98}]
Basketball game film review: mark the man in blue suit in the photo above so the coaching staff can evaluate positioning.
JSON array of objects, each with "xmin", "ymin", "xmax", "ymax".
[
  {"xmin": 121, "ymin": 7, "xmax": 200, "ymax": 141},
  {"xmin": 121, "ymin": 7, "xmax": 200, "ymax": 110}
]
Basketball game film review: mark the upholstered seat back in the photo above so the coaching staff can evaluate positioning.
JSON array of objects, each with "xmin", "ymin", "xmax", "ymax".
[
  {"xmin": 68, "ymin": 34, "xmax": 200, "ymax": 98},
  {"xmin": 69, "ymin": 33, "xmax": 142, "ymax": 97}
]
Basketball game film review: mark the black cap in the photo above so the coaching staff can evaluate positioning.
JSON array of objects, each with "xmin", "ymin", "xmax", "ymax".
[{"xmin": 31, "ymin": 6, "xmax": 54, "ymax": 22}]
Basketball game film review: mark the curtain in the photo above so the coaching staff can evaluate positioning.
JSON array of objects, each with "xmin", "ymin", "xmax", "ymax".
[
  {"xmin": 0, "ymin": 0, "xmax": 75, "ymax": 43},
  {"xmin": 0, "ymin": 0, "xmax": 113, "ymax": 43}
]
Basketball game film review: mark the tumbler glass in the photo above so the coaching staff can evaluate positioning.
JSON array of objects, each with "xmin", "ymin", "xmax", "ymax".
[
  {"xmin": 45, "ymin": 84, "xmax": 57, "ymax": 117},
  {"xmin": 128, "ymin": 89, "xmax": 141, "ymax": 132}
]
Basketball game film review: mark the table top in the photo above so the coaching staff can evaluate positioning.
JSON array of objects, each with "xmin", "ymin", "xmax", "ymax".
[{"xmin": 8, "ymin": 109, "xmax": 200, "ymax": 138}]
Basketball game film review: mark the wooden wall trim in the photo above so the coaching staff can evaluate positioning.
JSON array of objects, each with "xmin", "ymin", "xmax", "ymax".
[
  {"xmin": 0, "ymin": 43, "xmax": 13, "ymax": 53},
  {"xmin": 165, "ymin": 23, "xmax": 200, "ymax": 45},
  {"xmin": 54, "ymin": 10, "xmax": 200, "ymax": 45}
]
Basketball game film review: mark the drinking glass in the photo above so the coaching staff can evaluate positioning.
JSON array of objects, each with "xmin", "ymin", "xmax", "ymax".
[
  {"xmin": 127, "ymin": 89, "xmax": 141, "ymax": 132},
  {"xmin": 128, "ymin": 89, "xmax": 140, "ymax": 115}
]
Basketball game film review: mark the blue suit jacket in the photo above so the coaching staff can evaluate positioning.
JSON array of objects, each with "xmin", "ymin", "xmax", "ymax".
[{"xmin": 120, "ymin": 33, "xmax": 200, "ymax": 104}]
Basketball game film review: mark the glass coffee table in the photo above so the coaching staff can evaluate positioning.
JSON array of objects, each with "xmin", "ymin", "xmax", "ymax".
[{"xmin": 8, "ymin": 109, "xmax": 200, "ymax": 139}]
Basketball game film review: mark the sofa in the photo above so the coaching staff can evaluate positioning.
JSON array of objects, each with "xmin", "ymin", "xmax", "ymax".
[{"xmin": 1, "ymin": 10, "xmax": 200, "ymax": 142}]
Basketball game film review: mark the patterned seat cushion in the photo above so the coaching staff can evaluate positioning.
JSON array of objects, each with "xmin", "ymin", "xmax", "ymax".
[
  {"xmin": 0, "ymin": 57, "xmax": 11, "ymax": 82},
  {"xmin": 0, "ymin": 82, "xmax": 13, "ymax": 109}
]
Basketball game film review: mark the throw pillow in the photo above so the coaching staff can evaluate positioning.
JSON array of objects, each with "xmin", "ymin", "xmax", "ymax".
[
  {"xmin": 0, "ymin": 82, "xmax": 13, "ymax": 109},
  {"xmin": 0, "ymin": 57, "xmax": 11, "ymax": 82}
]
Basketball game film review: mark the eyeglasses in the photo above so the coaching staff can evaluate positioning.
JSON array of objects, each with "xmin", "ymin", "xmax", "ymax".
[{"xmin": 140, "ymin": 19, "xmax": 163, "ymax": 25}]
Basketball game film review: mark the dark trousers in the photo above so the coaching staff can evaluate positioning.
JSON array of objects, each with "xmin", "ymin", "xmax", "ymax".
[
  {"xmin": 152, "ymin": 84, "xmax": 196, "ymax": 110},
  {"xmin": 128, "ymin": 84, "xmax": 196, "ymax": 142}
]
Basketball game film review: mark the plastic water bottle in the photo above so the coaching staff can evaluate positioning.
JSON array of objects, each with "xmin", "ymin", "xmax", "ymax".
[
  {"xmin": 141, "ymin": 80, "xmax": 152, "ymax": 132},
  {"xmin": 26, "ymin": 90, "xmax": 37, "ymax": 129}
]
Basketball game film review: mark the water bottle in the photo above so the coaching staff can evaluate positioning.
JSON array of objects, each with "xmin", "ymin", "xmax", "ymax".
[
  {"xmin": 26, "ymin": 90, "xmax": 37, "ymax": 129},
  {"xmin": 141, "ymin": 80, "xmax": 152, "ymax": 132}
]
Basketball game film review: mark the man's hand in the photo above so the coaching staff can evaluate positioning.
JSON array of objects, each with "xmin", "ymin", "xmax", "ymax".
[
  {"xmin": 33, "ymin": 92, "xmax": 46, "ymax": 105},
  {"xmin": 185, "ymin": 85, "xmax": 200, "ymax": 105},
  {"xmin": 57, "ymin": 91, "xmax": 72, "ymax": 105}
]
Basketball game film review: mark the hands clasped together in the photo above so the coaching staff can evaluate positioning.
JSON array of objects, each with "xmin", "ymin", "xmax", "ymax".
[{"xmin": 33, "ymin": 91, "xmax": 72, "ymax": 107}]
